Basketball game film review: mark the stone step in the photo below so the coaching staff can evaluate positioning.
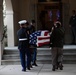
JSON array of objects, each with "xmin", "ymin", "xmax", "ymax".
[
  {"xmin": 4, "ymin": 47, "xmax": 18, "ymax": 54},
  {"xmin": 2, "ymin": 54, "xmax": 20, "ymax": 59},
  {"xmin": 37, "ymin": 60, "xmax": 76, "ymax": 64},
  {"xmin": 3, "ymin": 53, "xmax": 76, "ymax": 60},
  {"xmin": 37, "ymin": 56, "xmax": 76, "ymax": 60},
  {"xmin": 37, "ymin": 48, "xmax": 76, "ymax": 53},
  {"xmin": 3, "ymin": 52, "xmax": 76, "ymax": 59},
  {"xmin": 1, "ymin": 57, "xmax": 76, "ymax": 65},
  {"xmin": 2, "ymin": 45, "xmax": 76, "ymax": 64},
  {"xmin": 4, "ymin": 48, "xmax": 76, "ymax": 55},
  {"xmin": 4, "ymin": 45, "xmax": 76, "ymax": 51},
  {"xmin": 1, "ymin": 59, "xmax": 20, "ymax": 65}
]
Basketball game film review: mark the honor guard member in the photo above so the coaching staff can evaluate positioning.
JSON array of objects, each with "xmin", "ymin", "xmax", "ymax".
[{"xmin": 17, "ymin": 20, "xmax": 31, "ymax": 72}]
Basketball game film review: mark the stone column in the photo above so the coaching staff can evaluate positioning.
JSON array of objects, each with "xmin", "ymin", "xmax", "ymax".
[
  {"xmin": 5, "ymin": 0, "xmax": 14, "ymax": 47},
  {"xmin": 0, "ymin": 0, "xmax": 4, "ymax": 65},
  {"xmin": 6, "ymin": 11, "xmax": 14, "ymax": 47}
]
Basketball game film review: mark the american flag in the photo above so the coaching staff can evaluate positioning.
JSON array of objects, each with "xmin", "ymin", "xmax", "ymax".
[{"xmin": 29, "ymin": 30, "xmax": 50, "ymax": 47}]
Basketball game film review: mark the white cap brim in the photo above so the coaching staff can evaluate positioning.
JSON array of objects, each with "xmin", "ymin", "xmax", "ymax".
[{"xmin": 18, "ymin": 20, "xmax": 27, "ymax": 25}]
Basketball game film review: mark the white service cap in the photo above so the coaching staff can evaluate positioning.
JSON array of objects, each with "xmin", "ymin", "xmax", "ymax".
[{"xmin": 18, "ymin": 20, "xmax": 27, "ymax": 25}]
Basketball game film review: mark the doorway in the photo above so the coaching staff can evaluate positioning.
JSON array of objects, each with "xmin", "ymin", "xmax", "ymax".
[{"xmin": 37, "ymin": 2, "xmax": 62, "ymax": 31}]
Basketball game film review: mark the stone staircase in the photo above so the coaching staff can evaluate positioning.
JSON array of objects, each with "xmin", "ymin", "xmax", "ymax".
[{"xmin": 1, "ymin": 45, "xmax": 76, "ymax": 65}]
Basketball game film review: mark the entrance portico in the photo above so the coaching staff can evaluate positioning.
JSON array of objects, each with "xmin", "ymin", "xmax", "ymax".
[
  {"xmin": 0, "ymin": 0, "xmax": 76, "ymax": 65},
  {"xmin": 4, "ymin": 0, "xmax": 76, "ymax": 47}
]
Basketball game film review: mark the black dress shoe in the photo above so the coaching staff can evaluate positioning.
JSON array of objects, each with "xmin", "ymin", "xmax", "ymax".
[
  {"xmin": 22, "ymin": 69, "xmax": 26, "ymax": 72},
  {"xmin": 60, "ymin": 66, "xmax": 63, "ymax": 70},
  {"xmin": 55, "ymin": 62, "xmax": 60, "ymax": 69},
  {"xmin": 55, "ymin": 65, "xmax": 58, "ymax": 69},
  {"xmin": 34, "ymin": 63, "xmax": 38, "ymax": 66},
  {"xmin": 59, "ymin": 65, "xmax": 63, "ymax": 70},
  {"xmin": 59, "ymin": 63, "xmax": 63, "ymax": 70},
  {"xmin": 52, "ymin": 65, "xmax": 55, "ymax": 71},
  {"xmin": 32, "ymin": 63, "xmax": 38, "ymax": 66},
  {"xmin": 27, "ymin": 67, "xmax": 31, "ymax": 70},
  {"xmin": 30, "ymin": 64, "xmax": 33, "ymax": 68},
  {"xmin": 30, "ymin": 65, "xmax": 33, "ymax": 68}
]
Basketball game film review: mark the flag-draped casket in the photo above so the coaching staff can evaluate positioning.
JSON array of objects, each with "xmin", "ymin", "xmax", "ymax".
[{"xmin": 29, "ymin": 30, "xmax": 50, "ymax": 47}]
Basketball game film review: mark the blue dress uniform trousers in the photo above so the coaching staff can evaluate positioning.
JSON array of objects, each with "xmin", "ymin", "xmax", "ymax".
[{"xmin": 19, "ymin": 48, "xmax": 31, "ymax": 70}]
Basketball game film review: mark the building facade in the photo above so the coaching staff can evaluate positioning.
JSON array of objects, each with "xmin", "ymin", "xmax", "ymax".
[{"xmin": 0, "ymin": 0, "xmax": 76, "ymax": 64}]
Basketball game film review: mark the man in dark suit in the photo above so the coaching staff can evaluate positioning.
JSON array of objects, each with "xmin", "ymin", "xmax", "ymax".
[{"xmin": 17, "ymin": 20, "xmax": 31, "ymax": 72}]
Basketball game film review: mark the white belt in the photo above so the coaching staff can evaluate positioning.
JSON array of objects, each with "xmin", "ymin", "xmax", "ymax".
[{"xmin": 19, "ymin": 38, "xmax": 27, "ymax": 41}]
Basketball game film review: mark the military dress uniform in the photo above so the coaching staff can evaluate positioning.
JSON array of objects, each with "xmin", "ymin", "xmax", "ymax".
[{"xmin": 17, "ymin": 20, "xmax": 31, "ymax": 71}]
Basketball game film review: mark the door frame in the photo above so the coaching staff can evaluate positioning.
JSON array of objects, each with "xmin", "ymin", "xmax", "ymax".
[{"xmin": 37, "ymin": 2, "xmax": 62, "ymax": 30}]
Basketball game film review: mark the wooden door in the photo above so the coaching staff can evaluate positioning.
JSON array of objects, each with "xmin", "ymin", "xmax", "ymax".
[{"xmin": 37, "ymin": 2, "xmax": 62, "ymax": 30}]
